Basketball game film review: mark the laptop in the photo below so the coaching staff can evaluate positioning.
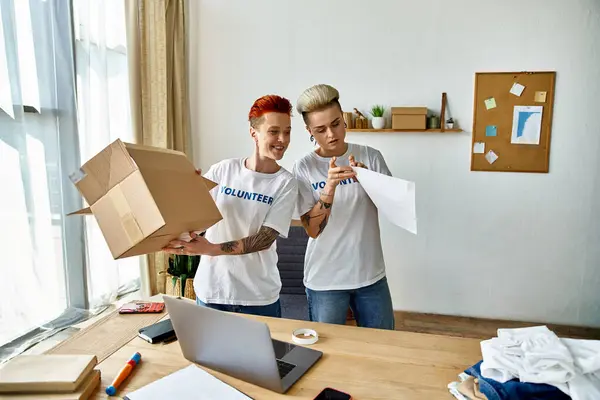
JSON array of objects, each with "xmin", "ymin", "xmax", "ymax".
[{"xmin": 163, "ymin": 296, "xmax": 323, "ymax": 394}]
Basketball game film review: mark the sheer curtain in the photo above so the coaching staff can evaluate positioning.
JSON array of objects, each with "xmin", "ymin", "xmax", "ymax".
[
  {"xmin": 125, "ymin": 0, "xmax": 190, "ymax": 295},
  {"xmin": 0, "ymin": 0, "xmax": 83, "ymax": 348},
  {"xmin": 73, "ymin": 0, "xmax": 140, "ymax": 308}
]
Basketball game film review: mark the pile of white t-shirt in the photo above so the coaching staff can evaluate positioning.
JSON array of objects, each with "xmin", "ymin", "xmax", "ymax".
[{"xmin": 480, "ymin": 326, "xmax": 600, "ymax": 400}]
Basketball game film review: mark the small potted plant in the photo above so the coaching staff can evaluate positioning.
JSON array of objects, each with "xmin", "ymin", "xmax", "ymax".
[
  {"xmin": 427, "ymin": 113, "xmax": 440, "ymax": 129},
  {"xmin": 370, "ymin": 105, "xmax": 386, "ymax": 129},
  {"xmin": 446, "ymin": 117, "xmax": 455, "ymax": 129},
  {"xmin": 163, "ymin": 254, "xmax": 200, "ymax": 300}
]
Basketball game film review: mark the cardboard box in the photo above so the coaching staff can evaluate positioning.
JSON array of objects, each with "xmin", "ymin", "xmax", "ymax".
[
  {"xmin": 69, "ymin": 139, "xmax": 222, "ymax": 259},
  {"xmin": 391, "ymin": 107, "xmax": 428, "ymax": 130}
]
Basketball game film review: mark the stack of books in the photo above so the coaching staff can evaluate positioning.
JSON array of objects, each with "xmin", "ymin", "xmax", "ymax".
[{"xmin": 0, "ymin": 354, "xmax": 100, "ymax": 399}]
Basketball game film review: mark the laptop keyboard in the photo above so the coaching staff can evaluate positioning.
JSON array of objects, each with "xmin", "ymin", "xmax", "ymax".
[{"xmin": 276, "ymin": 359, "xmax": 295, "ymax": 378}]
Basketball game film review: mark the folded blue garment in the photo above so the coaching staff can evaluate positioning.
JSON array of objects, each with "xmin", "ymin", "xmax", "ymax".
[{"xmin": 465, "ymin": 361, "xmax": 571, "ymax": 400}]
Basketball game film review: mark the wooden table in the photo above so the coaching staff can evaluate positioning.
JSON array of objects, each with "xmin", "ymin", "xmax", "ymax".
[{"xmin": 94, "ymin": 315, "xmax": 482, "ymax": 399}]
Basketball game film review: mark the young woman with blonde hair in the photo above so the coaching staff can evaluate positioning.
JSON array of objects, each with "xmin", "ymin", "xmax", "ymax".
[{"xmin": 292, "ymin": 84, "xmax": 394, "ymax": 329}]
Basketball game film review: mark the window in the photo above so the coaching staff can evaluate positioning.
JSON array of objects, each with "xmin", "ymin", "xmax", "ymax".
[
  {"xmin": 73, "ymin": 0, "xmax": 139, "ymax": 308},
  {"xmin": 0, "ymin": 0, "xmax": 138, "ymax": 354},
  {"xmin": 0, "ymin": 0, "xmax": 82, "ymax": 348}
]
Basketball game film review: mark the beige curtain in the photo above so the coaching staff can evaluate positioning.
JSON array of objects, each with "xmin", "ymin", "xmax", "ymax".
[{"xmin": 125, "ymin": 0, "xmax": 190, "ymax": 295}]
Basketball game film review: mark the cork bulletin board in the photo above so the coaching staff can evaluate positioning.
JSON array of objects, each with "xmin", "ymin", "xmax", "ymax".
[{"xmin": 471, "ymin": 71, "xmax": 556, "ymax": 173}]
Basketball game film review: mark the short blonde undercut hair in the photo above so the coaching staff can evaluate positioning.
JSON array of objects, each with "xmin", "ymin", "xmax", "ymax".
[{"xmin": 296, "ymin": 84, "xmax": 342, "ymax": 123}]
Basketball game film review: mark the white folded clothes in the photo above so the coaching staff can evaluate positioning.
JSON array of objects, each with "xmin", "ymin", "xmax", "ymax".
[
  {"xmin": 480, "ymin": 326, "xmax": 600, "ymax": 400},
  {"xmin": 562, "ymin": 338, "xmax": 600, "ymax": 400}
]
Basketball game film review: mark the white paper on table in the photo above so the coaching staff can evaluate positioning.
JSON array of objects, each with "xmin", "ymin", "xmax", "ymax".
[
  {"xmin": 124, "ymin": 365, "xmax": 251, "ymax": 400},
  {"xmin": 353, "ymin": 167, "xmax": 417, "ymax": 234}
]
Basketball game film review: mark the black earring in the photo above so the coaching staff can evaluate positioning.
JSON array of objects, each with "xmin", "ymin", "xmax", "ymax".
[{"xmin": 310, "ymin": 135, "xmax": 314, "ymax": 142}]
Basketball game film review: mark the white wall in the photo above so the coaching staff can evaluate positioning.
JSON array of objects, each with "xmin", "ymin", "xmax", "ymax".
[{"xmin": 188, "ymin": 0, "xmax": 600, "ymax": 327}]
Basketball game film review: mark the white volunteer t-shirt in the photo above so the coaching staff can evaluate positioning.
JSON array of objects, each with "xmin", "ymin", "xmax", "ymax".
[
  {"xmin": 193, "ymin": 158, "xmax": 297, "ymax": 306},
  {"xmin": 292, "ymin": 143, "xmax": 391, "ymax": 291}
]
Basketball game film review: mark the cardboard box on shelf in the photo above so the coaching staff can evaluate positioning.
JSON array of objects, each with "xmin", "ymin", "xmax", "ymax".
[
  {"xmin": 68, "ymin": 139, "xmax": 222, "ymax": 259},
  {"xmin": 391, "ymin": 107, "xmax": 428, "ymax": 130}
]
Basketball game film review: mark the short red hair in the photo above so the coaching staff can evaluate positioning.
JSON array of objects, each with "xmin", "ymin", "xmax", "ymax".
[{"xmin": 248, "ymin": 95, "xmax": 292, "ymax": 128}]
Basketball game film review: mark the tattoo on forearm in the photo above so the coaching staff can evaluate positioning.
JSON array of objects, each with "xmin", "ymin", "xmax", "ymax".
[
  {"xmin": 301, "ymin": 211, "xmax": 328, "ymax": 227},
  {"xmin": 301, "ymin": 197, "xmax": 333, "ymax": 235},
  {"xmin": 317, "ymin": 216, "xmax": 329, "ymax": 235},
  {"xmin": 318, "ymin": 199, "xmax": 332, "ymax": 209},
  {"xmin": 240, "ymin": 226, "xmax": 278, "ymax": 254},
  {"xmin": 301, "ymin": 213, "xmax": 311, "ymax": 227},
  {"xmin": 220, "ymin": 241, "xmax": 237, "ymax": 253}
]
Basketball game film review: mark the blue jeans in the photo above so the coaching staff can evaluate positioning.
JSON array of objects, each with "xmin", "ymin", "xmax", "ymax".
[
  {"xmin": 306, "ymin": 277, "xmax": 395, "ymax": 330},
  {"xmin": 196, "ymin": 298, "xmax": 282, "ymax": 318},
  {"xmin": 466, "ymin": 361, "xmax": 570, "ymax": 400}
]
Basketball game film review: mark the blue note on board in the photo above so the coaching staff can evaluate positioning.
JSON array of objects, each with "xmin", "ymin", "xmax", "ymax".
[{"xmin": 486, "ymin": 125, "xmax": 497, "ymax": 137}]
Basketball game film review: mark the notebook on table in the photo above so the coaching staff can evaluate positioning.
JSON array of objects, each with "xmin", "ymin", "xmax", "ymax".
[
  {"xmin": 0, "ymin": 369, "xmax": 101, "ymax": 400},
  {"xmin": 0, "ymin": 354, "xmax": 97, "ymax": 394}
]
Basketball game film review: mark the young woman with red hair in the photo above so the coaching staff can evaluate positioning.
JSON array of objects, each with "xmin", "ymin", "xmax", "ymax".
[{"xmin": 164, "ymin": 95, "xmax": 297, "ymax": 318}]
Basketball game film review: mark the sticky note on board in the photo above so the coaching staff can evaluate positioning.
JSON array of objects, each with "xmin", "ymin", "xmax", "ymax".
[
  {"xmin": 473, "ymin": 142, "xmax": 485, "ymax": 154},
  {"xmin": 535, "ymin": 91, "xmax": 547, "ymax": 103},
  {"xmin": 485, "ymin": 150, "xmax": 499, "ymax": 164},
  {"xmin": 510, "ymin": 83, "xmax": 525, "ymax": 97},
  {"xmin": 485, "ymin": 125, "xmax": 497, "ymax": 137},
  {"xmin": 484, "ymin": 98, "xmax": 497, "ymax": 110}
]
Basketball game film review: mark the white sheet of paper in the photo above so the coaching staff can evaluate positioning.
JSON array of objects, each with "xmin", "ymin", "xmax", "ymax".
[
  {"xmin": 353, "ymin": 167, "xmax": 417, "ymax": 234},
  {"xmin": 473, "ymin": 142, "xmax": 485, "ymax": 154},
  {"xmin": 485, "ymin": 150, "xmax": 499, "ymax": 164},
  {"xmin": 510, "ymin": 83, "xmax": 525, "ymax": 97},
  {"xmin": 511, "ymin": 105, "xmax": 543, "ymax": 145},
  {"xmin": 124, "ymin": 365, "xmax": 251, "ymax": 400}
]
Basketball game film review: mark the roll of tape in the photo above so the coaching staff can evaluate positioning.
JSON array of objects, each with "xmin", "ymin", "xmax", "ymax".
[{"xmin": 292, "ymin": 328, "xmax": 318, "ymax": 345}]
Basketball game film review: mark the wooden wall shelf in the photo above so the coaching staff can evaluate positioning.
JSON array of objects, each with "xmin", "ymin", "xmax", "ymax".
[{"xmin": 347, "ymin": 128, "xmax": 462, "ymax": 133}]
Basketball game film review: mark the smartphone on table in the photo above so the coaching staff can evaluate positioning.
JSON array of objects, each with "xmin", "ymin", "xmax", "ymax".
[{"xmin": 314, "ymin": 387, "xmax": 352, "ymax": 400}]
